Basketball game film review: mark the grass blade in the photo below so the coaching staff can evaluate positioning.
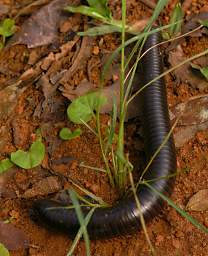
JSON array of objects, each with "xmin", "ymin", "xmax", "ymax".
[
  {"xmin": 78, "ymin": 24, "xmax": 121, "ymax": 36},
  {"xmin": 144, "ymin": 182, "xmax": 208, "ymax": 234},
  {"xmin": 69, "ymin": 190, "xmax": 91, "ymax": 256},
  {"xmin": 129, "ymin": 172, "xmax": 155, "ymax": 255},
  {"xmin": 68, "ymin": 179, "xmax": 109, "ymax": 206},
  {"xmin": 65, "ymin": 5, "xmax": 105, "ymax": 20},
  {"xmin": 67, "ymin": 207, "xmax": 95, "ymax": 256},
  {"xmin": 169, "ymin": 3, "xmax": 183, "ymax": 36},
  {"xmin": 101, "ymin": 23, "xmax": 182, "ymax": 83}
]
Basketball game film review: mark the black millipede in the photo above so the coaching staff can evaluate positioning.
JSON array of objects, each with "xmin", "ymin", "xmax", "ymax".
[{"xmin": 30, "ymin": 32, "xmax": 176, "ymax": 239}]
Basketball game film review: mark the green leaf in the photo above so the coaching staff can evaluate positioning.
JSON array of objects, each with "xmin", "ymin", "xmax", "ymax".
[
  {"xmin": 0, "ymin": 243, "xmax": 9, "ymax": 256},
  {"xmin": 200, "ymin": 66, "xmax": 208, "ymax": 79},
  {"xmin": 0, "ymin": 159, "xmax": 13, "ymax": 174},
  {"xmin": 191, "ymin": 63, "xmax": 208, "ymax": 80},
  {"xmin": 86, "ymin": 0, "xmax": 111, "ymax": 18},
  {"xmin": 67, "ymin": 91, "xmax": 107, "ymax": 124},
  {"xmin": 199, "ymin": 19, "xmax": 208, "ymax": 28},
  {"xmin": 59, "ymin": 128, "xmax": 82, "ymax": 140},
  {"xmin": 11, "ymin": 140, "xmax": 45, "ymax": 169},
  {"xmin": 78, "ymin": 24, "xmax": 121, "ymax": 36},
  {"xmin": 65, "ymin": 5, "xmax": 105, "ymax": 20},
  {"xmin": 0, "ymin": 18, "xmax": 15, "ymax": 37},
  {"xmin": 168, "ymin": 3, "xmax": 183, "ymax": 36}
]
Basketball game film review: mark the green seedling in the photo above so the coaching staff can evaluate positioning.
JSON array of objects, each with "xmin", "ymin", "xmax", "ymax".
[
  {"xmin": 10, "ymin": 133, "xmax": 45, "ymax": 169},
  {"xmin": 0, "ymin": 158, "xmax": 14, "ymax": 174},
  {"xmin": 67, "ymin": 91, "xmax": 107, "ymax": 124},
  {"xmin": 191, "ymin": 63, "xmax": 208, "ymax": 80},
  {"xmin": 59, "ymin": 127, "xmax": 82, "ymax": 140},
  {"xmin": 65, "ymin": 0, "xmax": 135, "ymax": 36},
  {"xmin": 0, "ymin": 243, "xmax": 9, "ymax": 256},
  {"xmin": 0, "ymin": 18, "xmax": 15, "ymax": 49},
  {"xmin": 168, "ymin": 3, "xmax": 183, "ymax": 37},
  {"xmin": 66, "ymin": 0, "xmax": 111, "ymax": 19}
]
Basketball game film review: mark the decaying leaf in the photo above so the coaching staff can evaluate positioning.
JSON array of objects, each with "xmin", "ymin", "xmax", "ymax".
[
  {"xmin": 182, "ymin": 12, "xmax": 208, "ymax": 36},
  {"xmin": 0, "ymin": 4, "xmax": 9, "ymax": 16},
  {"xmin": 172, "ymin": 95, "xmax": 208, "ymax": 126},
  {"xmin": 9, "ymin": 0, "xmax": 80, "ymax": 48},
  {"xmin": 169, "ymin": 45, "xmax": 208, "ymax": 91},
  {"xmin": 173, "ymin": 122, "xmax": 208, "ymax": 148},
  {"xmin": 22, "ymin": 176, "xmax": 62, "ymax": 198},
  {"xmin": 171, "ymin": 95, "xmax": 208, "ymax": 147},
  {"xmin": 60, "ymin": 36, "xmax": 94, "ymax": 85},
  {"xmin": 63, "ymin": 77, "xmax": 142, "ymax": 119},
  {"xmin": 186, "ymin": 189, "xmax": 208, "ymax": 211},
  {"xmin": 0, "ymin": 221, "xmax": 28, "ymax": 250},
  {"xmin": 15, "ymin": 0, "xmax": 51, "ymax": 17}
]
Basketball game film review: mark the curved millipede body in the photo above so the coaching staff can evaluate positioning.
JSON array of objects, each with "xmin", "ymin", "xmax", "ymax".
[{"xmin": 30, "ymin": 32, "xmax": 176, "ymax": 239}]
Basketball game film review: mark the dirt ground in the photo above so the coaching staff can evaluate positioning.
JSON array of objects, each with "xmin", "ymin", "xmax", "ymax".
[{"xmin": 0, "ymin": 0, "xmax": 208, "ymax": 255}]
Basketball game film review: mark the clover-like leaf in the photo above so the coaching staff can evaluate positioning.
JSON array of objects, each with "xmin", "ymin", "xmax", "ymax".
[
  {"xmin": 0, "ymin": 243, "xmax": 9, "ymax": 256},
  {"xmin": 0, "ymin": 159, "xmax": 13, "ymax": 174},
  {"xmin": 0, "ymin": 18, "xmax": 15, "ymax": 38},
  {"xmin": 10, "ymin": 140, "xmax": 45, "ymax": 169},
  {"xmin": 67, "ymin": 91, "xmax": 107, "ymax": 124},
  {"xmin": 59, "ymin": 128, "xmax": 82, "ymax": 140}
]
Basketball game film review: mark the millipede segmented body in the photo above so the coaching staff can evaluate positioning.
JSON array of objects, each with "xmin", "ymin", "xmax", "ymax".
[{"xmin": 30, "ymin": 32, "xmax": 176, "ymax": 239}]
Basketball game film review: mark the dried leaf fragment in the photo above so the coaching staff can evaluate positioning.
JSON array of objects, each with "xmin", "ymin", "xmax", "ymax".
[
  {"xmin": 186, "ymin": 189, "xmax": 208, "ymax": 211},
  {"xmin": 9, "ymin": 0, "xmax": 80, "ymax": 48},
  {"xmin": 0, "ymin": 221, "xmax": 28, "ymax": 250},
  {"xmin": 23, "ymin": 176, "xmax": 62, "ymax": 198},
  {"xmin": 168, "ymin": 45, "xmax": 208, "ymax": 91}
]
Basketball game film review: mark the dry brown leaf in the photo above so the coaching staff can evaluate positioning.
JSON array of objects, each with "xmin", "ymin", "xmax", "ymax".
[
  {"xmin": 9, "ymin": 0, "xmax": 80, "ymax": 48},
  {"xmin": 173, "ymin": 122, "xmax": 208, "ymax": 148},
  {"xmin": 182, "ymin": 12, "xmax": 208, "ymax": 35},
  {"xmin": 15, "ymin": 0, "xmax": 51, "ymax": 17},
  {"xmin": 168, "ymin": 45, "xmax": 208, "ymax": 91},
  {"xmin": 171, "ymin": 95, "xmax": 208, "ymax": 126},
  {"xmin": 0, "ymin": 3, "xmax": 9, "ymax": 16},
  {"xmin": 171, "ymin": 95, "xmax": 208, "ymax": 147},
  {"xmin": 0, "ymin": 221, "xmax": 29, "ymax": 250},
  {"xmin": 186, "ymin": 189, "xmax": 208, "ymax": 211},
  {"xmin": 60, "ymin": 36, "xmax": 93, "ymax": 85},
  {"xmin": 22, "ymin": 176, "xmax": 62, "ymax": 198}
]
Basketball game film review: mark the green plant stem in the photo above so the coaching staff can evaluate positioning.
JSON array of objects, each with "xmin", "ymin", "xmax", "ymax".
[
  {"xmin": 96, "ymin": 111, "xmax": 115, "ymax": 187},
  {"xmin": 79, "ymin": 162, "xmax": 107, "ymax": 173},
  {"xmin": 127, "ymin": 47, "xmax": 208, "ymax": 105},
  {"xmin": 144, "ymin": 182, "xmax": 208, "ymax": 234},
  {"xmin": 136, "ymin": 117, "xmax": 179, "ymax": 190},
  {"xmin": 129, "ymin": 171, "xmax": 155, "ymax": 255},
  {"xmin": 117, "ymin": 0, "xmax": 126, "ymax": 191},
  {"xmin": 67, "ymin": 208, "xmax": 95, "ymax": 256}
]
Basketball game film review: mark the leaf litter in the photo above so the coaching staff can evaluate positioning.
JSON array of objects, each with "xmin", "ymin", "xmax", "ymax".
[
  {"xmin": 8, "ymin": 0, "xmax": 80, "ymax": 48},
  {"xmin": 187, "ymin": 189, "xmax": 208, "ymax": 212},
  {"xmin": 0, "ymin": 221, "xmax": 28, "ymax": 251}
]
